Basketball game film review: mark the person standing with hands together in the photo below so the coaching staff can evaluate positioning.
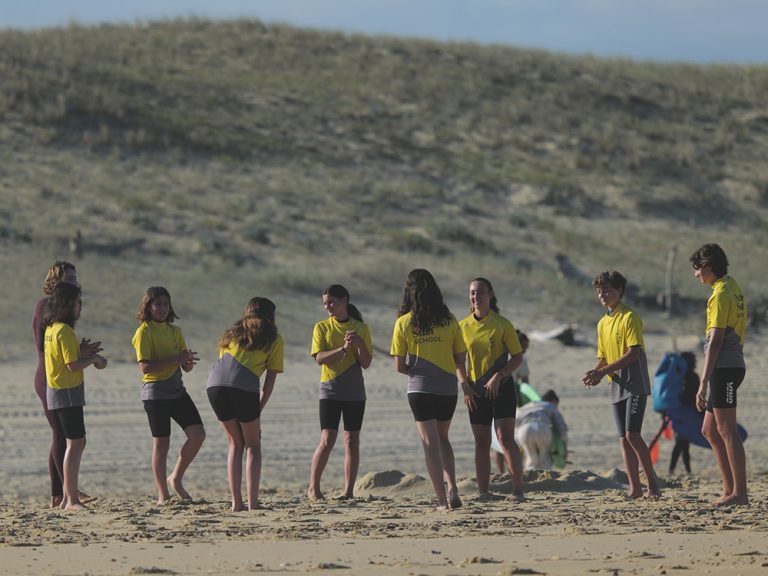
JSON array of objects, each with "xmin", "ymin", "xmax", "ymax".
[
  {"xmin": 583, "ymin": 271, "xmax": 660, "ymax": 499},
  {"xmin": 309, "ymin": 285, "xmax": 372, "ymax": 500},
  {"xmin": 132, "ymin": 286, "xmax": 206, "ymax": 504},
  {"xmin": 43, "ymin": 282, "xmax": 108, "ymax": 511}
]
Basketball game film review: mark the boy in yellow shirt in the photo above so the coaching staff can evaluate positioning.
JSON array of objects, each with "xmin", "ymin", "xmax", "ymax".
[{"xmin": 583, "ymin": 271, "xmax": 660, "ymax": 498}]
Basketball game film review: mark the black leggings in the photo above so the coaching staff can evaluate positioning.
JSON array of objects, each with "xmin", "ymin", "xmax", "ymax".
[
  {"xmin": 43, "ymin": 403, "xmax": 66, "ymax": 498},
  {"xmin": 669, "ymin": 435, "xmax": 691, "ymax": 474}
]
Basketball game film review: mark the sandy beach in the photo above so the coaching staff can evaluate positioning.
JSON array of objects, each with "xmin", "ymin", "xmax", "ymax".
[{"xmin": 2, "ymin": 332, "xmax": 767, "ymax": 575}]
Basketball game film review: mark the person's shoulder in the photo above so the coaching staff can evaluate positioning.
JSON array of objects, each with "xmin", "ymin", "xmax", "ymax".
[
  {"xmin": 459, "ymin": 312, "xmax": 475, "ymax": 328},
  {"xmin": 492, "ymin": 310, "xmax": 514, "ymax": 329},
  {"xmin": 620, "ymin": 303, "xmax": 641, "ymax": 321},
  {"xmin": 133, "ymin": 321, "xmax": 150, "ymax": 335}
]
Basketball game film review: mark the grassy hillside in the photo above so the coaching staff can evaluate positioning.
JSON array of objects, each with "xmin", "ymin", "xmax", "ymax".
[{"xmin": 1, "ymin": 19, "xmax": 767, "ymax": 362}]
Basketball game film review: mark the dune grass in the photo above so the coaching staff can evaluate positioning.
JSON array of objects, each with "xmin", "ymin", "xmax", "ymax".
[{"xmin": 1, "ymin": 19, "xmax": 767, "ymax": 362}]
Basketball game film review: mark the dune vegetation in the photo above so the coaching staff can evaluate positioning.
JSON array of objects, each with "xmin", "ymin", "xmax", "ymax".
[{"xmin": 1, "ymin": 19, "xmax": 767, "ymax": 361}]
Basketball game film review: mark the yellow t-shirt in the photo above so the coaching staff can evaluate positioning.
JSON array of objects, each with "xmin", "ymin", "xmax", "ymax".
[
  {"xmin": 706, "ymin": 275, "xmax": 746, "ymax": 368},
  {"xmin": 460, "ymin": 310, "xmax": 522, "ymax": 386},
  {"xmin": 390, "ymin": 312, "xmax": 466, "ymax": 395},
  {"xmin": 131, "ymin": 321, "xmax": 187, "ymax": 382},
  {"xmin": 207, "ymin": 336, "xmax": 284, "ymax": 394},
  {"xmin": 596, "ymin": 302, "xmax": 651, "ymax": 402},
  {"xmin": 311, "ymin": 316, "xmax": 372, "ymax": 401},
  {"xmin": 44, "ymin": 322, "xmax": 83, "ymax": 390}
]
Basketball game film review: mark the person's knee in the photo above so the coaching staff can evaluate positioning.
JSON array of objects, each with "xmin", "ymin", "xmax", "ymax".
[
  {"xmin": 701, "ymin": 419, "xmax": 719, "ymax": 441},
  {"xmin": 319, "ymin": 430, "xmax": 338, "ymax": 452},
  {"xmin": 187, "ymin": 425, "xmax": 206, "ymax": 444},
  {"xmin": 715, "ymin": 420, "xmax": 738, "ymax": 442},
  {"xmin": 154, "ymin": 437, "xmax": 171, "ymax": 455},
  {"xmin": 344, "ymin": 432, "xmax": 360, "ymax": 450}
]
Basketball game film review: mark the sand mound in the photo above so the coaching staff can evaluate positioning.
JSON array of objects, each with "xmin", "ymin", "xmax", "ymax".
[{"xmin": 354, "ymin": 470, "xmax": 427, "ymax": 495}]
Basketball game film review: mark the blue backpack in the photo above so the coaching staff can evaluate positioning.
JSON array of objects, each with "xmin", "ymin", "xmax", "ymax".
[{"xmin": 652, "ymin": 352, "xmax": 688, "ymax": 412}]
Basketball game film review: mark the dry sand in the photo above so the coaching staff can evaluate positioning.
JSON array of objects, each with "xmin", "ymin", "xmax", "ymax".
[{"xmin": 2, "ymin": 332, "xmax": 767, "ymax": 575}]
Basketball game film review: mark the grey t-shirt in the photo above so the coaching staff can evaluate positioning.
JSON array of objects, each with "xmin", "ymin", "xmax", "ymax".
[
  {"xmin": 141, "ymin": 368, "xmax": 186, "ymax": 401},
  {"xmin": 609, "ymin": 347, "xmax": 651, "ymax": 404}
]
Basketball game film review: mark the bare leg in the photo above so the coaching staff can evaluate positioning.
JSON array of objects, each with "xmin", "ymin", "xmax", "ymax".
[
  {"xmin": 713, "ymin": 407, "xmax": 748, "ymax": 506},
  {"xmin": 493, "ymin": 450, "xmax": 506, "ymax": 475},
  {"xmin": 241, "ymin": 419, "xmax": 262, "ymax": 509},
  {"xmin": 168, "ymin": 424, "xmax": 206, "ymax": 500},
  {"xmin": 436, "ymin": 419, "xmax": 461, "ymax": 509},
  {"xmin": 220, "ymin": 419, "xmax": 246, "ymax": 511},
  {"xmin": 496, "ymin": 418, "xmax": 524, "ymax": 497},
  {"xmin": 343, "ymin": 431, "xmax": 360, "ymax": 498},
  {"xmin": 471, "ymin": 424, "xmax": 492, "ymax": 493},
  {"xmin": 626, "ymin": 432, "xmax": 660, "ymax": 497},
  {"xmin": 702, "ymin": 411, "xmax": 734, "ymax": 502},
  {"xmin": 620, "ymin": 436, "xmax": 643, "ymax": 498},
  {"xmin": 152, "ymin": 437, "xmax": 172, "ymax": 503},
  {"xmin": 414, "ymin": 420, "xmax": 449, "ymax": 510},
  {"xmin": 308, "ymin": 429, "xmax": 337, "ymax": 500},
  {"xmin": 62, "ymin": 437, "xmax": 87, "ymax": 511}
]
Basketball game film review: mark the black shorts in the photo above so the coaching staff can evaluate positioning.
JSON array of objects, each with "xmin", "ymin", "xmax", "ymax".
[
  {"xmin": 54, "ymin": 406, "xmax": 86, "ymax": 440},
  {"xmin": 143, "ymin": 392, "xmax": 204, "ymax": 438},
  {"xmin": 319, "ymin": 399, "xmax": 366, "ymax": 432},
  {"xmin": 468, "ymin": 379, "xmax": 518, "ymax": 426},
  {"xmin": 613, "ymin": 394, "xmax": 647, "ymax": 436},
  {"xmin": 408, "ymin": 393, "xmax": 458, "ymax": 422},
  {"xmin": 707, "ymin": 367, "xmax": 745, "ymax": 411},
  {"xmin": 207, "ymin": 387, "xmax": 261, "ymax": 423}
]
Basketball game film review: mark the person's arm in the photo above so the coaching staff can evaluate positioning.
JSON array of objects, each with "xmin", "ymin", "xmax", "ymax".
[
  {"xmin": 260, "ymin": 370, "xmax": 278, "ymax": 411},
  {"xmin": 66, "ymin": 354, "xmax": 106, "ymax": 372},
  {"xmin": 583, "ymin": 358, "xmax": 608, "ymax": 387},
  {"xmin": 394, "ymin": 355, "xmax": 409, "ymax": 375},
  {"xmin": 484, "ymin": 352, "xmax": 523, "ymax": 399},
  {"xmin": 139, "ymin": 351, "xmax": 192, "ymax": 375},
  {"xmin": 454, "ymin": 351, "xmax": 469, "ymax": 390},
  {"xmin": 315, "ymin": 346, "xmax": 347, "ymax": 366},
  {"xmin": 584, "ymin": 347, "xmax": 640, "ymax": 386},
  {"xmin": 348, "ymin": 331, "xmax": 372, "ymax": 369},
  {"xmin": 697, "ymin": 327, "xmax": 724, "ymax": 411}
]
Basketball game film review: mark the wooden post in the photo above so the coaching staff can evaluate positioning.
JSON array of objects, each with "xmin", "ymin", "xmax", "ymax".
[{"xmin": 665, "ymin": 245, "xmax": 677, "ymax": 318}]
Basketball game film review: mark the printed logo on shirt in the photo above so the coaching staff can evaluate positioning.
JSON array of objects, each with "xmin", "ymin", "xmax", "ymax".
[{"xmin": 414, "ymin": 327, "xmax": 443, "ymax": 344}]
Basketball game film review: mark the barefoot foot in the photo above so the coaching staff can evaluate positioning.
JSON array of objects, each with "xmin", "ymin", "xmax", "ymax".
[{"xmin": 168, "ymin": 475, "xmax": 191, "ymax": 500}]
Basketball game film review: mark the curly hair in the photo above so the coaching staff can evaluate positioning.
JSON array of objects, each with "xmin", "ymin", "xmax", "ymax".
[
  {"xmin": 136, "ymin": 286, "xmax": 179, "ymax": 323},
  {"xmin": 218, "ymin": 297, "xmax": 278, "ymax": 351},
  {"xmin": 398, "ymin": 269, "xmax": 452, "ymax": 333},
  {"xmin": 43, "ymin": 283, "xmax": 81, "ymax": 328},
  {"xmin": 42, "ymin": 261, "xmax": 76, "ymax": 295}
]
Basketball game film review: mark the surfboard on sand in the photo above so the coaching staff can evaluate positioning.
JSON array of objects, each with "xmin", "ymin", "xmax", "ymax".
[{"xmin": 667, "ymin": 405, "xmax": 748, "ymax": 448}]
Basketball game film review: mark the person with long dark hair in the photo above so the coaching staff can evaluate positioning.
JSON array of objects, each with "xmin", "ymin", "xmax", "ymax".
[
  {"xmin": 33, "ymin": 261, "xmax": 99, "ymax": 508},
  {"xmin": 460, "ymin": 277, "xmax": 525, "ymax": 498},
  {"xmin": 309, "ymin": 285, "xmax": 372, "ymax": 500},
  {"xmin": 207, "ymin": 297, "xmax": 283, "ymax": 511},
  {"xmin": 391, "ymin": 269, "xmax": 468, "ymax": 510},
  {"xmin": 690, "ymin": 243, "xmax": 748, "ymax": 506},
  {"xmin": 43, "ymin": 282, "xmax": 107, "ymax": 510}
]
